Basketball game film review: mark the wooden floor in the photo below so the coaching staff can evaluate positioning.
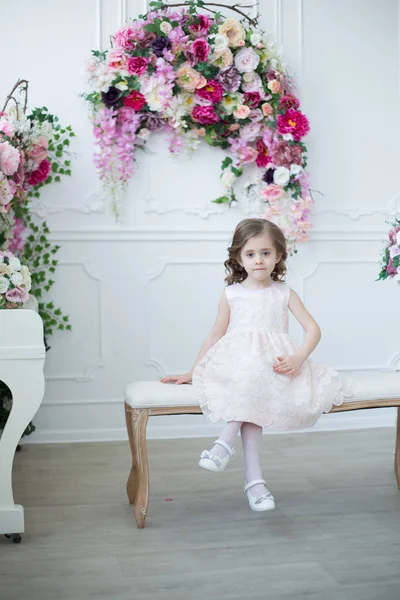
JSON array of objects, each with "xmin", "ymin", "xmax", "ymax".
[{"xmin": 1, "ymin": 428, "xmax": 400, "ymax": 600}]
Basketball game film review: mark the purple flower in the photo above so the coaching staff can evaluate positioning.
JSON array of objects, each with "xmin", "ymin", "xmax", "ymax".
[
  {"xmin": 263, "ymin": 168, "xmax": 275, "ymax": 184},
  {"xmin": 216, "ymin": 66, "xmax": 241, "ymax": 93},
  {"xmin": 139, "ymin": 112, "xmax": 166, "ymax": 132},
  {"xmin": 101, "ymin": 87, "xmax": 121, "ymax": 108},
  {"xmin": 150, "ymin": 36, "xmax": 172, "ymax": 57}
]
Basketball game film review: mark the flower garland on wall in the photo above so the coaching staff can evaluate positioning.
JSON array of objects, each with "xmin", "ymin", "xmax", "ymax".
[
  {"xmin": 378, "ymin": 219, "xmax": 400, "ymax": 281},
  {"xmin": 0, "ymin": 79, "xmax": 75, "ymax": 436},
  {"xmin": 83, "ymin": 0, "xmax": 312, "ymax": 252}
]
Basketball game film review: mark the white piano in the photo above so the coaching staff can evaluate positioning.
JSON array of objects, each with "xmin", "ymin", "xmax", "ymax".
[{"xmin": 0, "ymin": 309, "xmax": 45, "ymax": 543}]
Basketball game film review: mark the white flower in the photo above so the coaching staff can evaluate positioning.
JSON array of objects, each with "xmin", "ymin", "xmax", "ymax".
[
  {"xmin": 221, "ymin": 170, "xmax": 236, "ymax": 188},
  {"xmin": 282, "ymin": 133, "xmax": 293, "ymax": 141},
  {"xmin": 234, "ymin": 47, "xmax": 260, "ymax": 73},
  {"xmin": 274, "ymin": 166, "xmax": 290, "ymax": 186},
  {"xmin": 0, "ymin": 276, "xmax": 10, "ymax": 294},
  {"xmin": 250, "ymin": 33, "xmax": 261, "ymax": 46},
  {"xmin": 20, "ymin": 265, "xmax": 31, "ymax": 292},
  {"xmin": 221, "ymin": 92, "xmax": 243, "ymax": 115},
  {"xmin": 396, "ymin": 231, "xmax": 400, "ymax": 246},
  {"xmin": 137, "ymin": 128, "xmax": 150, "ymax": 140},
  {"xmin": 210, "ymin": 34, "xmax": 229, "ymax": 51},
  {"xmin": 114, "ymin": 79, "xmax": 129, "ymax": 91},
  {"xmin": 9, "ymin": 256, "xmax": 21, "ymax": 271},
  {"xmin": 290, "ymin": 164, "xmax": 302, "ymax": 175},
  {"xmin": 10, "ymin": 271, "xmax": 23, "ymax": 286},
  {"xmin": 160, "ymin": 21, "xmax": 172, "ymax": 34}
]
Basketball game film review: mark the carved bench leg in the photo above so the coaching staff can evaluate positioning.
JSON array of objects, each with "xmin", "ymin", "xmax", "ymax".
[
  {"xmin": 125, "ymin": 403, "xmax": 150, "ymax": 528},
  {"xmin": 395, "ymin": 407, "xmax": 400, "ymax": 489}
]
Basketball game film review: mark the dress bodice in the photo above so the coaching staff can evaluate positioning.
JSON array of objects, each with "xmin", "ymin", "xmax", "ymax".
[{"xmin": 225, "ymin": 281, "xmax": 290, "ymax": 335}]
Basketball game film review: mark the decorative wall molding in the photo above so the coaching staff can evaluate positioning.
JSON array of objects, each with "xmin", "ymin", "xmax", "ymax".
[
  {"xmin": 45, "ymin": 259, "xmax": 105, "ymax": 382},
  {"xmin": 314, "ymin": 194, "xmax": 400, "ymax": 221},
  {"xmin": 30, "ymin": 190, "xmax": 106, "ymax": 217}
]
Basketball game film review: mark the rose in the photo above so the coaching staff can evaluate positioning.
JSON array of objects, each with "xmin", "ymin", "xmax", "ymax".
[
  {"xmin": 25, "ymin": 158, "xmax": 51, "ymax": 186},
  {"xmin": 211, "ymin": 48, "xmax": 233, "ymax": 69},
  {"xmin": 191, "ymin": 105, "xmax": 220, "ymax": 125},
  {"xmin": 244, "ymin": 92, "xmax": 261, "ymax": 108},
  {"xmin": 234, "ymin": 47, "xmax": 260, "ymax": 72},
  {"xmin": 0, "ymin": 173, "xmax": 14, "ymax": 211},
  {"xmin": 196, "ymin": 80, "xmax": 224, "ymax": 104},
  {"xmin": 0, "ymin": 276, "xmax": 10, "ymax": 294},
  {"xmin": 280, "ymin": 94, "xmax": 300, "ymax": 111},
  {"xmin": 241, "ymin": 72, "xmax": 263, "ymax": 93},
  {"xmin": 122, "ymin": 90, "xmax": 146, "ymax": 110},
  {"xmin": 126, "ymin": 56, "xmax": 148, "ymax": 75},
  {"xmin": 216, "ymin": 66, "xmax": 241, "ymax": 93},
  {"xmin": 221, "ymin": 169, "xmax": 236, "ymax": 187},
  {"xmin": 261, "ymin": 184, "xmax": 285, "ymax": 201},
  {"xmin": 192, "ymin": 38, "xmax": 210, "ymax": 62},
  {"xmin": 176, "ymin": 63, "xmax": 203, "ymax": 92},
  {"xmin": 5, "ymin": 286, "xmax": 29, "ymax": 304},
  {"xmin": 273, "ymin": 166, "xmax": 290, "ymax": 186},
  {"xmin": 238, "ymin": 146, "xmax": 258, "ymax": 163},
  {"xmin": 9, "ymin": 256, "xmax": 21, "ymax": 271},
  {"xmin": 210, "ymin": 34, "xmax": 229, "ymax": 50},
  {"xmin": 218, "ymin": 18, "xmax": 245, "ymax": 48},
  {"xmin": 101, "ymin": 86, "xmax": 121, "ymax": 108},
  {"xmin": 27, "ymin": 135, "xmax": 48, "ymax": 169},
  {"xmin": 0, "ymin": 263, "xmax": 12, "ymax": 276},
  {"xmin": 160, "ymin": 21, "xmax": 172, "ymax": 35},
  {"xmin": 268, "ymin": 79, "xmax": 282, "ymax": 94},
  {"xmin": 249, "ymin": 109, "xmax": 264, "ymax": 122},
  {"xmin": 233, "ymin": 105, "xmax": 251, "ymax": 119},
  {"xmin": 0, "ymin": 141, "xmax": 20, "ymax": 175},
  {"xmin": 241, "ymin": 122, "xmax": 261, "ymax": 142},
  {"xmin": 10, "ymin": 272, "xmax": 23, "ymax": 286},
  {"xmin": 250, "ymin": 33, "xmax": 262, "ymax": 46},
  {"xmin": 150, "ymin": 36, "xmax": 172, "ymax": 57},
  {"xmin": 20, "ymin": 265, "xmax": 31, "ymax": 292},
  {"xmin": 261, "ymin": 103, "xmax": 273, "ymax": 117}
]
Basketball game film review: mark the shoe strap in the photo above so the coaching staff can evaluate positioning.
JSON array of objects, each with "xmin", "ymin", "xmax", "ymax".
[
  {"xmin": 213, "ymin": 439, "xmax": 235, "ymax": 459},
  {"xmin": 244, "ymin": 479, "xmax": 267, "ymax": 493}
]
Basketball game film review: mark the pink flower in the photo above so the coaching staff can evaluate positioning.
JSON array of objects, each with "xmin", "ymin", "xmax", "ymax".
[
  {"xmin": 388, "ymin": 226, "xmax": 400, "ymax": 243},
  {"xmin": 122, "ymin": 91, "xmax": 146, "ymax": 110},
  {"xmin": 114, "ymin": 25, "xmax": 136, "ymax": 49},
  {"xmin": 27, "ymin": 136, "xmax": 48, "ymax": 170},
  {"xmin": 196, "ymin": 79, "xmax": 224, "ymax": 103},
  {"xmin": 277, "ymin": 108, "xmax": 310, "ymax": 141},
  {"xmin": 0, "ymin": 141, "xmax": 20, "ymax": 175},
  {"xmin": 389, "ymin": 245, "xmax": 400, "ymax": 259},
  {"xmin": 192, "ymin": 38, "xmax": 210, "ymax": 62},
  {"xmin": 0, "ymin": 114, "xmax": 14, "ymax": 138},
  {"xmin": 256, "ymin": 140, "xmax": 271, "ymax": 167},
  {"xmin": 107, "ymin": 49, "xmax": 127, "ymax": 71},
  {"xmin": 25, "ymin": 158, "xmax": 51, "ymax": 186},
  {"xmin": 238, "ymin": 146, "xmax": 258, "ymax": 164},
  {"xmin": 280, "ymin": 94, "xmax": 300, "ymax": 111},
  {"xmin": 267, "ymin": 79, "xmax": 282, "ymax": 94},
  {"xmin": 261, "ymin": 103, "xmax": 273, "ymax": 117},
  {"xmin": 261, "ymin": 184, "xmax": 285, "ymax": 201},
  {"xmin": 188, "ymin": 15, "xmax": 211, "ymax": 37},
  {"xmin": 127, "ymin": 56, "xmax": 148, "ymax": 75},
  {"xmin": 233, "ymin": 105, "xmax": 251, "ymax": 119},
  {"xmin": 272, "ymin": 140, "xmax": 303, "ymax": 168},
  {"xmin": 191, "ymin": 105, "xmax": 220, "ymax": 125},
  {"xmin": 244, "ymin": 92, "xmax": 261, "ymax": 108},
  {"xmin": 5, "ymin": 286, "xmax": 29, "ymax": 304}
]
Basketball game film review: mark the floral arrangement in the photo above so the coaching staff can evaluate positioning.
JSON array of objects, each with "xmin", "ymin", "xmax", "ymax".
[
  {"xmin": 0, "ymin": 80, "xmax": 74, "ymax": 336},
  {"xmin": 378, "ymin": 218, "xmax": 400, "ymax": 281},
  {"xmin": 0, "ymin": 251, "xmax": 31, "ymax": 309},
  {"xmin": 83, "ymin": 0, "xmax": 312, "ymax": 251}
]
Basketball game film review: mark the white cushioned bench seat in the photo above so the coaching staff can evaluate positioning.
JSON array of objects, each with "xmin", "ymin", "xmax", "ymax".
[{"xmin": 123, "ymin": 370, "xmax": 400, "ymax": 529}]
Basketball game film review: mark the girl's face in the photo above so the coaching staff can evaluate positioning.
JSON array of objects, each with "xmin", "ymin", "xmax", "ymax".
[{"xmin": 238, "ymin": 233, "xmax": 281, "ymax": 284}]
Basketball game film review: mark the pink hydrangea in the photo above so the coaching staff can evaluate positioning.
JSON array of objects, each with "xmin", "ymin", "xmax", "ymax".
[
  {"xmin": 0, "ymin": 141, "xmax": 20, "ymax": 175},
  {"xmin": 277, "ymin": 109, "xmax": 310, "ymax": 141}
]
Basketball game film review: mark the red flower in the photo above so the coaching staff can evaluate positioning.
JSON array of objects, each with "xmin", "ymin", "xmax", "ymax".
[
  {"xmin": 191, "ymin": 105, "xmax": 220, "ymax": 125},
  {"xmin": 279, "ymin": 94, "xmax": 300, "ymax": 111},
  {"xmin": 123, "ymin": 91, "xmax": 146, "ymax": 110},
  {"xmin": 192, "ymin": 39, "xmax": 210, "ymax": 62},
  {"xmin": 127, "ymin": 56, "xmax": 149, "ymax": 75},
  {"xmin": 196, "ymin": 80, "xmax": 224, "ymax": 104},
  {"xmin": 188, "ymin": 15, "xmax": 211, "ymax": 37},
  {"xmin": 25, "ymin": 158, "xmax": 51, "ymax": 186},
  {"xmin": 277, "ymin": 108, "xmax": 310, "ymax": 141},
  {"xmin": 244, "ymin": 92, "xmax": 261, "ymax": 108},
  {"xmin": 256, "ymin": 140, "xmax": 271, "ymax": 168}
]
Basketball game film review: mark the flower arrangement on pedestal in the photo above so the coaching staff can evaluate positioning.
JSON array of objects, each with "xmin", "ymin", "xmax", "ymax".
[
  {"xmin": 0, "ymin": 251, "xmax": 31, "ymax": 309},
  {"xmin": 378, "ymin": 218, "xmax": 400, "ymax": 281},
  {"xmin": 83, "ymin": 0, "xmax": 312, "ymax": 252}
]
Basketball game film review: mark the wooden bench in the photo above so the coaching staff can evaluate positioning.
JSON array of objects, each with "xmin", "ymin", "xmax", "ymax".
[{"xmin": 124, "ymin": 372, "xmax": 400, "ymax": 528}]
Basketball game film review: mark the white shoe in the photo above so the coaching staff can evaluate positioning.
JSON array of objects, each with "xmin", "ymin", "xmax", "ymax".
[
  {"xmin": 244, "ymin": 479, "xmax": 275, "ymax": 512},
  {"xmin": 198, "ymin": 439, "xmax": 235, "ymax": 472}
]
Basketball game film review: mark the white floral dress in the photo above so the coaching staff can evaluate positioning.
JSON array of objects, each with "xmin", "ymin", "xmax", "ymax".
[{"xmin": 193, "ymin": 281, "xmax": 354, "ymax": 430}]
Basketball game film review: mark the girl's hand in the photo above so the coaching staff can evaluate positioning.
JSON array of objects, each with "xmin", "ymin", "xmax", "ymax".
[
  {"xmin": 160, "ymin": 371, "xmax": 193, "ymax": 385},
  {"xmin": 273, "ymin": 354, "xmax": 304, "ymax": 376}
]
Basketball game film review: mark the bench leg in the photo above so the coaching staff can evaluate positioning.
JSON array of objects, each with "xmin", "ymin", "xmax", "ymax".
[
  {"xmin": 395, "ymin": 407, "xmax": 400, "ymax": 489},
  {"xmin": 125, "ymin": 404, "xmax": 150, "ymax": 528}
]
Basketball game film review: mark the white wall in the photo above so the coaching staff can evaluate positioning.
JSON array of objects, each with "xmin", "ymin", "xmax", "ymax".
[{"xmin": 1, "ymin": 0, "xmax": 399, "ymax": 442}]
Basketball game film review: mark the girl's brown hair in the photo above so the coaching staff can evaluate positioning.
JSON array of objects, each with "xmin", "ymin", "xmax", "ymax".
[{"xmin": 224, "ymin": 218, "xmax": 287, "ymax": 286}]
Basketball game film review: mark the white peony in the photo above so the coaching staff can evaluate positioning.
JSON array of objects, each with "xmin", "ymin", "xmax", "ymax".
[
  {"xmin": 20, "ymin": 265, "xmax": 31, "ymax": 292},
  {"xmin": 221, "ymin": 170, "xmax": 236, "ymax": 188},
  {"xmin": 0, "ymin": 276, "xmax": 10, "ymax": 294},
  {"xmin": 290, "ymin": 164, "xmax": 302, "ymax": 175},
  {"xmin": 160, "ymin": 21, "xmax": 172, "ymax": 34},
  {"xmin": 10, "ymin": 271, "xmax": 23, "ymax": 286},
  {"xmin": 210, "ymin": 34, "xmax": 229, "ymax": 51},
  {"xmin": 234, "ymin": 47, "xmax": 260, "ymax": 73},
  {"xmin": 9, "ymin": 256, "xmax": 21, "ymax": 271},
  {"xmin": 282, "ymin": 133, "xmax": 293, "ymax": 142},
  {"xmin": 114, "ymin": 80, "xmax": 129, "ymax": 91},
  {"xmin": 250, "ymin": 33, "xmax": 261, "ymax": 46},
  {"xmin": 273, "ymin": 166, "xmax": 290, "ymax": 186}
]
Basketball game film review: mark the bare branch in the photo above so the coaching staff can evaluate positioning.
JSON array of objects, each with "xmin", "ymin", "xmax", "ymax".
[
  {"xmin": 2, "ymin": 79, "xmax": 29, "ymax": 117},
  {"xmin": 159, "ymin": 2, "xmax": 260, "ymax": 27}
]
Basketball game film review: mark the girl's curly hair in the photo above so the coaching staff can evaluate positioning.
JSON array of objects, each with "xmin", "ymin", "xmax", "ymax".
[{"xmin": 224, "ymin": 218, "xmax": 287, "ymax": 286}]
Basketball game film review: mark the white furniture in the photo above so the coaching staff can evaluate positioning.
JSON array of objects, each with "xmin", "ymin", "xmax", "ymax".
[
  {"xmin": 0, "ymin": 310, "xmax": 45, "ymax": 543},
  {"xmin": 124, "ymin": 371, "xmax": 400, "ymax": 528}
]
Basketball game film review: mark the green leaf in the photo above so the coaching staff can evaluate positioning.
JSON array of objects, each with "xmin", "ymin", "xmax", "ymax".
[
  {"xmin": 221, "ymin": 156, "xmax": 233, "ymax": 170},
  {"xmin": 212, "ymin": 196, "xmax": 230, "ymax": 204}
]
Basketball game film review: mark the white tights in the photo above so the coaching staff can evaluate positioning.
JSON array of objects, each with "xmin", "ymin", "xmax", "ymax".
[{"xmin": 210, "ymin": 420, "xmax": 265, "ymax": 497}]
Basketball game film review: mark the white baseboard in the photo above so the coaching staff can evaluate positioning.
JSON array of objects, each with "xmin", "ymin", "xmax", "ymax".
[{"xmin": 23, "ymin": 406, "xmax": 397, "ymax": 444}]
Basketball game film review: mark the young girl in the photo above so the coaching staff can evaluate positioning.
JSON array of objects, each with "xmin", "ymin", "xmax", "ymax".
[{"xmin": 161, "ymin": 218, "xmax": 353, "ymax": 512}]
